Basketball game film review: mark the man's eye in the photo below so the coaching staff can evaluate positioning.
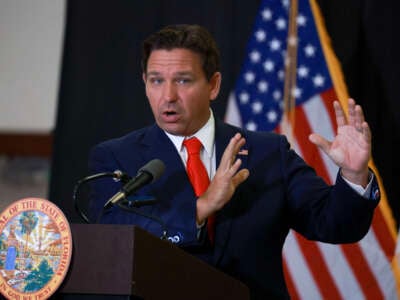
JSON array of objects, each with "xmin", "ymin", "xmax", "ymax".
[
  {"xmin": 149, "ymin": 78, "xmax": 163, "ymax": 84},
  {"xmin": 176, "ymin": 78, "xmax": 191, "ymax": 84}
]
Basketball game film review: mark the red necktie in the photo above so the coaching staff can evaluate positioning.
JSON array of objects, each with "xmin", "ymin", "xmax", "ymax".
[{"xmin": 183, "ymin": 137, "xmax": 215, "ymax": 244}]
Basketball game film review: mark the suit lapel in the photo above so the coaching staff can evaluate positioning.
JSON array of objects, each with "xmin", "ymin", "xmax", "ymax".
[
  {"xmin": 142, "ymin": 125, "xmax": 185, "ymax": 174},
  {"xmin": 141, "ymin": 125, "xmax": 195, "ymax": 196},
  {"xmin": 141, "ymin": 124, "xmax": 198, "ymax": 214}
]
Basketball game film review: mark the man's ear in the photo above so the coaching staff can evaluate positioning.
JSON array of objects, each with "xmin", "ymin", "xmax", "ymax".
[
  {"xmin": 209, "ymin": 72, "xmax": 222, "ymax": 101},
  {"xmin": 142, "ymin": 73, "xmax": 147, "ymax": 84}
]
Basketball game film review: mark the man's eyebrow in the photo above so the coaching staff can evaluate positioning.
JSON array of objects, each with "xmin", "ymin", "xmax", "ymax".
[
  {"xmin": 146, "ymin": 71, "xmax": 161, "ymax": 76},
  {"xmin": 174, "ymin": 71, "xmax": 193, "ymax": 75},
  {"xmin": 146, "ymin": 71, "xmax": 194, "ymax": 76}
]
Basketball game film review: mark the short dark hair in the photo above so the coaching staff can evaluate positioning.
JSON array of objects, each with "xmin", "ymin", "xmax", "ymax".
[{"xmin": 141, "ymin": 24, "xmax": 220, "ymax": 81}]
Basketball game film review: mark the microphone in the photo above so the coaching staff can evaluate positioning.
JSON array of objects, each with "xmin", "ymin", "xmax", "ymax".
[{"xmin": 103, "ymin": 159, "xmax": 165, "ymax": 209}]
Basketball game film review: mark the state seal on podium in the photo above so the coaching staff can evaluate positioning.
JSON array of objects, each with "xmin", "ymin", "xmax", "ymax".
[{"xmin": 0, "ymin": 198, "xmax": 72, "ymax": 299}]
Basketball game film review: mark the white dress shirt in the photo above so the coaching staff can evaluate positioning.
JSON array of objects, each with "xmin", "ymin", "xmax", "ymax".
[{"xmin": 164, "ymin": 109, "xmax": 216, "ymax": 180}]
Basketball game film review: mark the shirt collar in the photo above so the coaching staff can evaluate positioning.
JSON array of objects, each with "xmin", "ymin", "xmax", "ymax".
[{"xmin": 164, "ymin": 109, "xmax": 215, "ymax": 158}]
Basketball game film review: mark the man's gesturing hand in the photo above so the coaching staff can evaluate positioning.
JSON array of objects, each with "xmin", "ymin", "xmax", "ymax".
[
  {"xmin": 309, "ymin": 98, "xmax": 371, "ymax": 187},
  {"xmin": 196, "ymin": 133, "xmax": 250, "ymax": 224}
]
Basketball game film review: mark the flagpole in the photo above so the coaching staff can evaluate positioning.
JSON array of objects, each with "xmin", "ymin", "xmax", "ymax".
[{"xmin": 281, "ymin": 0, "xmax": 298, "ymax": 146}]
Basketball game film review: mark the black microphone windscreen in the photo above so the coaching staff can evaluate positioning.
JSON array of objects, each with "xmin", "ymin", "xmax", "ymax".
[{"xmin": 138, "ymin": 159, "xmax": 165, "ymax": 182}]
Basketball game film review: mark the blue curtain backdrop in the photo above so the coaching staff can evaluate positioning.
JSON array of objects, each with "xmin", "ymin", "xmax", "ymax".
[{"xmin": 50, "ymin": 0, "xmax": 400, "ymax": 224}]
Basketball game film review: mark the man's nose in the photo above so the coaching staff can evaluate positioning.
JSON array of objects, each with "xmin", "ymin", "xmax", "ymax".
[{"xmin": 163, "ymin": 82, "xmax": 178, "ymax": 102}]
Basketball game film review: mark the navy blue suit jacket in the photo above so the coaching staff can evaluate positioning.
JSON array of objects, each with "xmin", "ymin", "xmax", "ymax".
[{"xmin": 88, "ymin": 119, "xmax": 379, "ymax": 299}]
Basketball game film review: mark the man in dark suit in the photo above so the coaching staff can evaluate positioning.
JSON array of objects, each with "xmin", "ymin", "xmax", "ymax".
[{"xmin": 88, "ymin": 24, "xmax": 380, "ymax": 299}]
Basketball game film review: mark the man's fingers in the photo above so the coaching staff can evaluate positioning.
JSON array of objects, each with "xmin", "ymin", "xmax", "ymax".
[
  {"xmin": 232, "ymin": 168, "xmax": 250, "ymax": 187},
  {"xmin": 362, "ymin": 121, "xmax": 371, "ymax": 143},
  {"xmin": 228, "ymin": 157, "xmax": 244, "ymax": 176},
  {"xmin": 220, "ymin": 133, "xmax": 245, "ymax": 169},
  {"xmin": 348, "ymin": 98, "xmax": 367, "ymax": 134},
  {"xmin": 354, "ymin": 104, "xmax": 365, "ymax": 132},
  {"xmin": 334, "ymin": 101, "xmax": 346, "ymax": 127},
  {"xmin": 335, "ymin": 98, "xmax": 366, "ymax": 132},
  {"xmin": 219, "ymin": 134, "xmax": 239, "ymax": 168},
  {"xmin": 309, "ymin": 133, "xmax": 331, "ymax": 153},
  {"xmin": 347, "ymin": 98, "xmax": 356, "ymax": 127}
]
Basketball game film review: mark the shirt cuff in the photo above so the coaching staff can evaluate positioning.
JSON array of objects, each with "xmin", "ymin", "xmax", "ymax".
[{"xmin": 341, "ymin": 171, "xmax": 374, "ymax": 198}]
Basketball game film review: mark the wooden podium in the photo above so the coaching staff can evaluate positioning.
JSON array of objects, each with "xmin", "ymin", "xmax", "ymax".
[{"xmin": 57, "ymin": 224, "xmax": 249, "ymax": 300}]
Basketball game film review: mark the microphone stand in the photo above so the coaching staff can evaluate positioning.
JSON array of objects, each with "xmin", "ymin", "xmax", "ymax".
[
  {"xmin": 74, "ymin": 172, "xmax": 169, "ymax": 240},
  {"xmin": 73, "ymin": 171, "xmax": 130, "ymax": 223}
]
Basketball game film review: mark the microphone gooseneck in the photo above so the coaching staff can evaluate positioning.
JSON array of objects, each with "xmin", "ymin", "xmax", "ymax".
[
  {"xmin": 103, "ymin": 159, "xmax": 165, "ymax": 209},
  {"xmin": 73, "ymin": 170, "xmax": 131, "ymax": 223}
]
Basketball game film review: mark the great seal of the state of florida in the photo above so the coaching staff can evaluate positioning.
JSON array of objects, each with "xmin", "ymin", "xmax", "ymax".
[{"xmin": 0, "ymin": 198, "xmax": 72, "ymax": 299}]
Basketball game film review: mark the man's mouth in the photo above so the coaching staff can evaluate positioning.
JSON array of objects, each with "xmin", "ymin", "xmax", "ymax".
[
  {"xmin": 164, "ymin": 110, "xmax": 176, "ymax": 116},
  {"xmin": 162, "ymin": 110, "xmax": 180, "ymax": 122}
]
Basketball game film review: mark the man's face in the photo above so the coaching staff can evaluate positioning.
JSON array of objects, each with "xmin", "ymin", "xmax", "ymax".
[{"xmin": 143, "ymin": 48, "xmax": 221, "ymax": 136}]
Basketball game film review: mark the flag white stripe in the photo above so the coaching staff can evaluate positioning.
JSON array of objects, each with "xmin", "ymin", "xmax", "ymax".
[
  {"xmin": 225, "ymin": 93, "xmax": 242, "ymax": 127},
  {"xmin": 359, "ymin": 228, "xmax": 397, "ymax": 299},
  {"xmin": 302, "ymin": 95, "xmax": 338, "ymax": 183}
]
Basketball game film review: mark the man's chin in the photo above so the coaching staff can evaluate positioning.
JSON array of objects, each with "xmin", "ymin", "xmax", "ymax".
[
  {"xmin": 158, "ymin": 123, "xmax": 185, "ymax": 136},
  {"xmin": 162, "ymin": 125, "xmax": 197, "ymax": 137}
]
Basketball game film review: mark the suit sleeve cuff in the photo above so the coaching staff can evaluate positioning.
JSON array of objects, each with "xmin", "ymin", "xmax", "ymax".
[{"xmin": 341, "ymin": 170, "xmax": 379, "ymax": 200}]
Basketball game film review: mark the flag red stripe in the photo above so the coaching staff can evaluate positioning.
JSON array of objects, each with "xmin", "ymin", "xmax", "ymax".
[
  {"xmin": 283, "ymin": 258, "xmax": 301, "ymax": 300},
  {"xmin": 294, "ymin": 106, "xmax": 331, "ymax": 184},
  {"xmin": 372, "ymin": 208, "xmax": 396, "ymax": 260},
  {"xmin": 341, "ymin": 244, "xmax": 385, "ymax": 299},
  {"xmin": 320, "ymin": 88, "xmax": 338, "ymax": 132}
]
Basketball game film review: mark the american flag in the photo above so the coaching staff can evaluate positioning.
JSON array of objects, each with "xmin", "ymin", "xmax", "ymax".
[{"xmin": 225, "ymin": 0, "xmax": 400, "ymax": 298}]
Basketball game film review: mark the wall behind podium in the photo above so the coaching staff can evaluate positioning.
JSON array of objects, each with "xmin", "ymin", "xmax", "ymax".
[{"xmin": 0, "ymin": 0, "xmax": 64, "ymax": 211}]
